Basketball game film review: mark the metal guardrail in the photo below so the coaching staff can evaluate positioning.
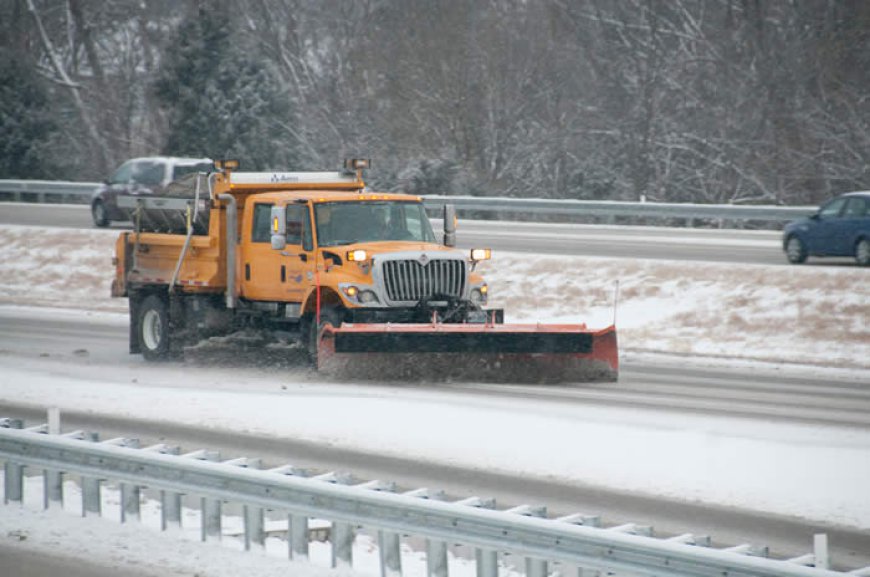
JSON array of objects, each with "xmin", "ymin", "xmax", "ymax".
[
  {"xmin": 0, "ymin": 179, "xmax": 815, "ymax": 225},
  {"xmin": 2, "ymin": 412, "xmax": 865, "ymax": 577},
  {"xmin": 0, "ymin": 179, "xmax": 100, "ymax": 203},
  {"xmin": 421, "ymin": 195, "xmax": 814, "ymax": 223}
]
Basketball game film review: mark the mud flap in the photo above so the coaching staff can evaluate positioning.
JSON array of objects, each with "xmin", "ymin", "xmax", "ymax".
[{"xmin": 317, "ymin": 323, "xmax": 618, "ymax": 383}]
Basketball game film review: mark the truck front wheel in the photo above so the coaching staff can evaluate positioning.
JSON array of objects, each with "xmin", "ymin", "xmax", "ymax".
[
  {"xmin": 138, "ymin": 295, "xmax": 171, "ymax": 360},
  {"xmin": 304, "ymin": 306, "xmax": 343, "ymax": 367}
]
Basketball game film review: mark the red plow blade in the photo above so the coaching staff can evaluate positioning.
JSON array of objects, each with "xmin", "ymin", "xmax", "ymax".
[{"xmin": 318, "ymin": 323, "xmax": 618, "ymax": 383}]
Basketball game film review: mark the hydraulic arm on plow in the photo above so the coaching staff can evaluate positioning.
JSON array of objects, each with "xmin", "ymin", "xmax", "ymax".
[{"xmin": 111, "ymin": 159, "xmax": 618, "ymax": 383}]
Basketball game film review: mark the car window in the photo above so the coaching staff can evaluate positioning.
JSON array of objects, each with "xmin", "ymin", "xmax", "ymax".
[
  {"xmin": 843, "ymin": 197, "xmax": 868, "ymax": 218},
  {"xmin": 172, "ymin": 163, "xmax": 213, "ymax": 180},
  {"xmin": 251, "ymin": 203, "xmax": 274, "ymax": 243},
  {"xmin": 819, "ymin": 197, "xmax": 847, "ymax": 218},
  {"xmin": 108, "ymin": 161, "xmax": 134, "ymax": 185},
  {"xmin": 133, "ymin": 161, "xmax": 166, "ymax": 186}
]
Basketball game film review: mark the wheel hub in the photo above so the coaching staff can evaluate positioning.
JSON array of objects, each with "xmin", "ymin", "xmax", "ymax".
[{"xmin": 142, "ymin": 309, "xmax": 163, "ymax": 350}]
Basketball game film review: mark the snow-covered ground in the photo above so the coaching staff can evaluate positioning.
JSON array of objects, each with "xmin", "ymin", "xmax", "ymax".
[{"xmin": 1, "ymin": 223, "xmax": 869, "ymax": 576}]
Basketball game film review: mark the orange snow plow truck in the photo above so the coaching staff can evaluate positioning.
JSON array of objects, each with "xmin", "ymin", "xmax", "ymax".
[{"xmin": 111, "ymin": 159, "xmax": 617, "ymax": 382}]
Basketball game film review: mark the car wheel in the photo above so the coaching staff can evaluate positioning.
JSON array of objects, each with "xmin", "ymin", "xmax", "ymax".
[
  {"xmin": 92, "ymin": 200, "xmax": 109, "ymax": 227},
  {"xmin": 855, "ymin": 238, "xmax": 870, "ymax": 266},
  {"xmin": 785, "ymin": 236, "xmax": 807, "ymax": 264},
  {"xmin": 138, "ymin": 295, "xmax": 171, "ymax": 360}
]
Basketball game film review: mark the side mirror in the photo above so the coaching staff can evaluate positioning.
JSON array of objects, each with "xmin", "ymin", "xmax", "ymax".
[
  {"xmin": 271, "ymin": 205, "xmax": 287, "ymax": 250},
  {"xmin": 443, "ymin": 204, "xmax": 457, "ymax": 247}
]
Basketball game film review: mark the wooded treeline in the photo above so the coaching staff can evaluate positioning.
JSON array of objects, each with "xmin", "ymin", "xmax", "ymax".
[{"xmin": 2, "ymin": 0, "xmax": 869, "ymax": 205}]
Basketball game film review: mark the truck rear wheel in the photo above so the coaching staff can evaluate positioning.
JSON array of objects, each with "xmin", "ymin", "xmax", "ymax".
[{"xmin": 138, "ymin": 295, "xmax": 171, "ymax": 360}]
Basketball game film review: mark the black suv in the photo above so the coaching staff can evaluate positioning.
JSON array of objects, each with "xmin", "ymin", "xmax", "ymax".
[{"xmin": 91, "ymin": 156, "xmax": 212, "ymax": 227}]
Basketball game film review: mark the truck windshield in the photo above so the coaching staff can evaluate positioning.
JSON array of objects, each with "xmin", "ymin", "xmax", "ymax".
[{"xmin": 315, "ymin": 201, "xmax": 437, "ymax": 247}]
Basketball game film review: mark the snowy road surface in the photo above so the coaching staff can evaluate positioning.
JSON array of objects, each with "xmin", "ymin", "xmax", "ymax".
[
  {"xmin": 1, "ymin": 306, "xmax": 869, "ymax": 571},
  {"xmin": 0, "ymin": 221, "xmax": 868, "ymax": 576}
]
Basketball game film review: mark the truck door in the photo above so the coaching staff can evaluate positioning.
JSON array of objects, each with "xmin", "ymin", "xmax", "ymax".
[
  {"xmin": 241, "ymin": 201, "xmax": 287, "ymax": 301},
  {"xmin": 279, "ymin": 203, "xmax": 315, "ymax": 302}
]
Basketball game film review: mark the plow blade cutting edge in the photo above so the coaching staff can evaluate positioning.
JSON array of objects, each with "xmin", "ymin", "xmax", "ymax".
[{"xmin": 317, "ymin": 323, "xmax": 618, "ymax": 383}]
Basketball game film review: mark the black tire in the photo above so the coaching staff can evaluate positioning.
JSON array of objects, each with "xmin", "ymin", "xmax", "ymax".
[
  {"xmin": 137, "ymin": 295, "xmax": 171, "ymax": 360},
  {"xmin": 305, "ymin": 306, "xmax": 343, "ymax": 367},
  {"xmin": 92, "ymin": 200, "xmax": 109, "ymax": 227},
  {"xmin": 785, "ymin": 235, "xmax": 807, "ymax": 264},
  {"xmin": 856, "ymin": 238, "xmax": 870, "ymax": 266}
]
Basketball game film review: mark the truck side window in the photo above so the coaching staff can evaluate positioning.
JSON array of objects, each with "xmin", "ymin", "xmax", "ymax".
[
  {"xmin": 285, "ymin": 204, "xmax": 312, "ymax": 247},
  {"xmin": 251, "ymin": 203, "xmax": 274, "ymax": 243}
]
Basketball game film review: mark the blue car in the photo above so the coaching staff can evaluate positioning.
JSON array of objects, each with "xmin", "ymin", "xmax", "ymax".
[{"xmin": 783, "ymin": 191, "xmax": 870, "ymax": 265}]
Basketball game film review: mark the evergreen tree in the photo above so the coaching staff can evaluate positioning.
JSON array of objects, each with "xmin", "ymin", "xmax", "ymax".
[
  {"xmin": 0, "ymin": 48, "xmax": 57, "ymax": 178},
  {"xmin": 154, "ymin": 3, "xmax": 297, "ymax": 170}
]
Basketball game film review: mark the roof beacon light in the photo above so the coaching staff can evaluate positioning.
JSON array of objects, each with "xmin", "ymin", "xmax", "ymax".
[
  {"xmin": 344, "ymin": 158, "xmax": 370, "ymax": 171},
  {"xmin": 344, "ymin": 158, "xmax": 371, "ymax": 184},
  {"xmin": 215, "ymin": 159, "xmax": 240, "ymax": 171}
]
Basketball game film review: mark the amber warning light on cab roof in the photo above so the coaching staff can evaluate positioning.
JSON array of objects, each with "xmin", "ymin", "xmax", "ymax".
[{"xmin": 214, "ymin": 159, "xmax": 240, "ymax": 171}]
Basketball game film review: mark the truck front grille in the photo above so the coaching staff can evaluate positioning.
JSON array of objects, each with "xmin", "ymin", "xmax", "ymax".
[{"xmin": 382, "ymin": 259, "xmax": 466, "ymax": 303}]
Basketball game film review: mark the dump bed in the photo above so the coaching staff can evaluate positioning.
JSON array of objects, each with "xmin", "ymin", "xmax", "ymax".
[{"xmin": 112, "ymin": 215, "xmax": 226, "ymax": 296}]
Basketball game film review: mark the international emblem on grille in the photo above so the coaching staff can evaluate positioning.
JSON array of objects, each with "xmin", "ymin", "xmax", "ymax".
[{"xmin": 418, "ymin": 253, "xmax": 430, "ymax": 266}]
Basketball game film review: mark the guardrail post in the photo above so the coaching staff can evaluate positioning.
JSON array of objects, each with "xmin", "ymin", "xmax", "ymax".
[
  {"xmin": 318, "ymin": 472, "xmax": 355, "ymax": 569},
  {"xmin": 81, "ymin": 432, "xmax": 102, "ymax": 517},
  {"xmin": 814, "ymin": 534, "xmax": 829, "ymax": 570},
  {"xmin": 1, "ymin": 418, "xmax": 24, "ymax": 505},
  {"xmin": 159, "ymin": 446, "xmax": 182, "ymax": 531},
  {"xmin": 244, "ymin": 500, "xmax": 265, "ymax": 551},
  {"xmin": 266, "ymin": 465, "xmax": 309, "ymax": 558},
  {"xmin": 121, "ymin": 481, "xmax": 141, "ymax": 523},
  {"xmin": 379, "ymin": 529, "xmax": 403, "ymax": 577},
  {"xmin": 197, "ymin": 450, "xmax": 223, "ymax": 542},
  {"xmin": 553, "ymin": 514, "xmax": 602, "ymax": 577},
  {"xmin": 224, "ymin": 457, "xmax": 264, "ymax": 551},
  {"xmin": 456, "ymin": 497, "xmax": 497, "ymax": 577},
  {"xmin": 201, "ymin": 495, "xmax": 222, "ymax": 542},
  {"xmin": 403, "ymin": 489, "xmax": 449, "ymax": 577},
  {"xmin": 332, "ymin": 518, "xmax": 355, "ymax": 568},
  {"xmin": 427, "ymin": 538, "xmax": 449, "ymax": 577},
  {"xmin": 507, "ymin": 505, "xmax": 548, "ymax": 577},
  {"xmin": 354, "ymin": 480, "xmax": 401, "ymax": 577},
  {"xmin": 289, "ymin": 511, "xmax": 309, "ymax": 560},
  {"xmin": 178, "ymin": 449, "xmax": 222, "ymax": 542},
  {"xmin": 43, "ymin": 409, "xmax": 63, "ymax": 510}
]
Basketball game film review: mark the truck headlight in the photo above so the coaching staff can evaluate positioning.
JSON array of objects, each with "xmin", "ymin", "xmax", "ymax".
[{"xmin": 470, "ymin": 248, "xmax": 491, "ymax": 261}]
